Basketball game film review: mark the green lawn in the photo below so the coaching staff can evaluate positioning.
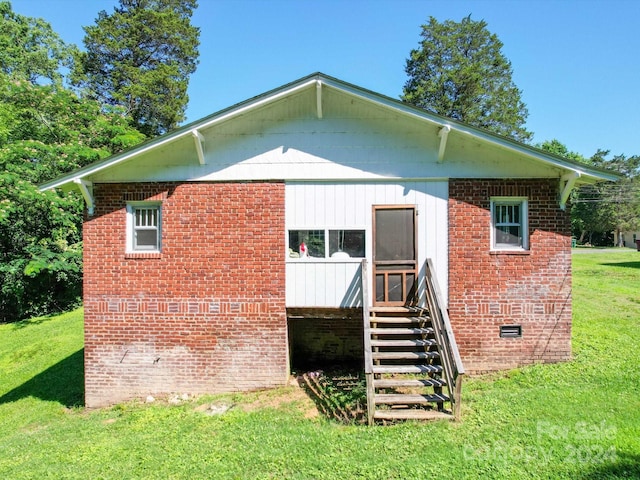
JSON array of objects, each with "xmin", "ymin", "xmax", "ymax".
[{"xmin": 0, "ymin": 250, "xmax": 639, "ymax": 479}]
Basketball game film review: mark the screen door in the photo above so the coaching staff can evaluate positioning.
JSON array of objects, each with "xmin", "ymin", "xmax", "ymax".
[{"xmin": 372, "ymin": 205, "xmax": 418, "ymax": 306}]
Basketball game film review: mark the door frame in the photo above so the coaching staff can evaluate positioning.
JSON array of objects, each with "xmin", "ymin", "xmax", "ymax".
[{"xmin": 371, "ymin": 205, "xmax": 418, "ymax": 306}]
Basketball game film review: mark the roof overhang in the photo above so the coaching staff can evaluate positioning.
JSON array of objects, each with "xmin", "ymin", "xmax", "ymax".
[{"xmin": 40, "ymin": 72, "xmax": 620, "ymax": 199}]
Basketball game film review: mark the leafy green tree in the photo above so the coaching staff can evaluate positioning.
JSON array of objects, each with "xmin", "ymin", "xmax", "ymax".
[
  {"xmin": 403, "ymin": 15, "xmax": 531, "ymax": 142},
  {"xmin": 537, "ymin": 139, "xmax": 584, "ymax": 162},
  {"xmin": 586, "ymin": 150, "xmax": 640, "ymax": 246},
  {"xmin": 0, "ymin": 174, "xmax": 83, "ymax": 321},
  {"xmin": 0, "ymin": 72, "xmax": 145, "ymax": 321},
  {"xmin": 539, "ymin": 140, "xmax": 640, "ymax": 246},
  {"xmin": 0, "ymin": 76, "xmax": 144, "ymax": 182},
  {"xmin": 0, "ymin": 1, "xmax": 77, "ymax": 85},
  {"xmin": 570, "ymin": 184, "xmax": 616, "ymax": 245},
  {"xmin": 0, "ymin": 4, "xmax": 148, "ymax": 321},
  {"xmin": 73, "ymin": 0, "xmax": 200, "ymax": 136}
]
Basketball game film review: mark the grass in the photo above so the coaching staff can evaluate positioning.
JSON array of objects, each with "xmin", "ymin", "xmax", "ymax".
[{"xmin": 0, "ymin": 250, "xmax": 639, "ymax": 479}]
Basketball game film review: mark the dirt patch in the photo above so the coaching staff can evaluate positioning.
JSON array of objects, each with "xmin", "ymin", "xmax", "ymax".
[
  {"xmin": 188, "ymin": 369, "xmax": 365, "ymax": 422},
  {"xmin": 237, "ymin": 378, "xmax": 319, "ymax": 419}
]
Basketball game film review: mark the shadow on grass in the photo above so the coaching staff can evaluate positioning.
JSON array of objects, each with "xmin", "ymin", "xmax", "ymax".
[
  {"xmin": 296, "ymin": 370, "xmax": 366, "ymax": 424},
  {"xmin": 0, "ymin": 349, "xmax": 84, "ymax": 408},
  {"xmin": 600, "ymin": 262, "xmax": 640, "ymax": 270},
  {"xmin": 578, "ymin": 451, "xmax": 640, "ymax": 479},
  {"xmin": 4, "ymin": 315, "xmax": 53, "ymax": 329}
]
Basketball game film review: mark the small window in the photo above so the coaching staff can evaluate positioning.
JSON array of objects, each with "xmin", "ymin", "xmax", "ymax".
[
  {"xmin": 491, "ymin": 198, "xmax": 528, "ymax": 250},
  {"xmin": 329, "ymin": 230, "xmax": 365, "ymax": 258},
  {"xmin": 127, "ymin": 203, "xmax": 161, "ymax": 252},
  {"xmin": 289, "ymin": 230, "xmax": 325, "ymax": 258},
  {"xmin": 288, "ymin": 229, "xmax": 365, "ymax": 259}
]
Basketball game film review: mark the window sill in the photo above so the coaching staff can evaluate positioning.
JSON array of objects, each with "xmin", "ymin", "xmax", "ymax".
[
  {"xmin": 490, "ymin": 249, "xmax": 530, "ymax": 256},
  {"xmin": 125, "ymin": 252, "xmax": 162, "ymax": 259}
]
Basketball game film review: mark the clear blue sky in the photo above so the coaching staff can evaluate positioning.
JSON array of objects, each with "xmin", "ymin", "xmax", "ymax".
[{"xmin": 12, "ymin": 0, "xmax": 640, "ymax": 159}]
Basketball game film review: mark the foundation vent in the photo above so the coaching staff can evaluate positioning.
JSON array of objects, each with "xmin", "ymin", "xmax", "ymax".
[{"xmin": 500, "ymin": 325, "xmax": 522, "ymax": 338}]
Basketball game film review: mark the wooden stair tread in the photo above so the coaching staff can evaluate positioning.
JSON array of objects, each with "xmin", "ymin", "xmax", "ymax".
[
  {"xmin": 373, "ymin": 365, "xmax": 443, "ymax": 374},
  {"xmin": 373, "ymin": 409, "xmax": 453, "ymax": 421},
  {"xmin": 371, "ymin": 339, "xmax": 437, "ymax": 347},
  {"xmin": 369, "ymin": 306, "xmax": 414, "ymax": 313},
  {"xmin": 372, "ymin": 351, "xmax": 439, "ymax": 360},
  {"xmin": 375, "ymin": 393, "xmax": 450, "ymax": 404},
  {"xmin": 370, "ymin": 327, "xmax": 434, "ymax": 335},
  {"xmin": 364, "ymin": 267, "xmax": 464, "ymax": 425},
  {"xmin": 374, "ymin": 378, "xmax": 446, "ymax": 388},
  {"xmin": 369, "ymin": 316, "xmax": 429, "ymax": 324}
]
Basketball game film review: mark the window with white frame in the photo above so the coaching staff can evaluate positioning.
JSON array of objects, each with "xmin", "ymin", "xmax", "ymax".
[
  {"xmin": 491, "ymin": 198, "xmax": 528, "ymax": 250},
  {"xmin": 127, "ymin": 202, "xmax": 162, "ymax": 252},
  {"xmin": 288, "ymin": 229, "xmax": 365, "ymax": 259}
]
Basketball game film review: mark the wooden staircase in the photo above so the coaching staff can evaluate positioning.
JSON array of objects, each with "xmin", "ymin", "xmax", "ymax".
[{"xmin": 361, "ymin": 259, "xmax": 465, "ymax": 424}]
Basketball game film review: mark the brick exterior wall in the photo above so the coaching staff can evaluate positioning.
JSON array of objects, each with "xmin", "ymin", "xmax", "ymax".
[
  {"xmin": 448, "ymin": 179, "xmax": 572, "ymax": 372},
  {"xmin": 84, "ymin": 182, "xmax": 287, "ymax": 407}
]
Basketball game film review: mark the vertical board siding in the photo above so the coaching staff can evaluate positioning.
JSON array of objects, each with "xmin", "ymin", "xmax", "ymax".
[{"xmin": 285, "ymin": 181, "xmax": 449, "ymax": 307}]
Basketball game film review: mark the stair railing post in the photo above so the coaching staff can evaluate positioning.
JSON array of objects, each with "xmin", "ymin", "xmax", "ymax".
[{"xmin": 361, "ymin": 259, "xmax": 375, "ymax": 425}]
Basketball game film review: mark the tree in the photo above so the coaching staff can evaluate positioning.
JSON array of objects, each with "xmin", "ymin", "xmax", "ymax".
[
  {"xmin": 537, "ymin": 139, "xmax": 584, "ymax": 162},
  {"xmin": 0, "ymin": 3, "xmax": 149, "ymax": 321},
  {"xmin": 403, "ymin": 15, "xmax": 531, "ymax": 142},
  {"xmin": 539, "ymin": 140, "xmax": 640, "ymax": 246},
  {"xmin": 579, "ymin": 150, "xmax": 640, "ymax": 246},
  {"xmin": 0, "ymin": 173, "xmax": 84, "ymax": 321},
  {"xmin": 73, "ymin": 0, "xmax": 200, "ymax": 136},
  {"xmin": 0, "ymin": 74, "xmax": 145, "ymax": 321},
  {"xmin": 0, "ymin": 1, "xmax": 77, "ymax": 85},
  {"xmin": 0, "ymin": 75, "xmax": 145, "ymax": 182}
]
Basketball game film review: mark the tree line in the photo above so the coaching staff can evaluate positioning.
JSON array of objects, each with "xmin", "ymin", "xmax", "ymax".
[{"xmin": 1, "ymin": 5, "xmax": 637, "ymax": 321}]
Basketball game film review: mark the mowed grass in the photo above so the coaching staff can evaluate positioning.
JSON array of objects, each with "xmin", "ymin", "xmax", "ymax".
[{"xmin": 0, "ymin": 251, "xmax": 639, "ymax": 479}]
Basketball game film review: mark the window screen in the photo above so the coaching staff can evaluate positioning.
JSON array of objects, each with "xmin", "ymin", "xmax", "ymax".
[
  {"xmin": 130, "ymin": 204, "xmax": 161, "ymax": 251},
  {"xmin": 492, "ymin": 198, "xmax": 528, "ymax": 249},
  {"xmin": 374, "ymin": 208, "xmax": 415, "ymax": 261}
]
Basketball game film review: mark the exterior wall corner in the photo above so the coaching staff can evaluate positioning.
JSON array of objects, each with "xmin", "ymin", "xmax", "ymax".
[
  {"xmin": 448, "ymin": 179, "xmax": 572, "ymax": 372},
  {"xmin": 83, "ymin": 181, "xmax": 287, "ymax": 407}
]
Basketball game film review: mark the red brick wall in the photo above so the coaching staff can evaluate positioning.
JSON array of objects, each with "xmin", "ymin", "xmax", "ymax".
[
  {"xmin": 84, "ymin": 182, "xmax": 287, "ymax": 407},
  {"xmin": 448, "ymin": 179, "xmax": 572, "ymax": 372}
]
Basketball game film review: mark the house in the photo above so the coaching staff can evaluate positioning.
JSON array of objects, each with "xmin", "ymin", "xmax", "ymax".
[
  {"xmin": 41, "ymin": 73, "xmax": 617, "ymax": 419},
  {"xmin": 615, "ymin": 230, "xmax": 640, "ymax": 249}
]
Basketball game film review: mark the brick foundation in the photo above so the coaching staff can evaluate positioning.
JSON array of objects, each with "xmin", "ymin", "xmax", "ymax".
[
  {"xmin": 84, "ymin": 182, "xmax": 287, "ymax": 407},
  {"xmin": 448, "ymin": 179, "xmax": 572, "ymax": 372}
]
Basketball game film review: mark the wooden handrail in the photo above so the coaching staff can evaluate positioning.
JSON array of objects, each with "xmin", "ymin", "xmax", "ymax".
[
  {"xmin": 362, "ymin": 257, "xmax": 463, "ymax": 423},
  {"xmin": 423, "ymin": 258, "xmax": 465, "ymax": 419}
]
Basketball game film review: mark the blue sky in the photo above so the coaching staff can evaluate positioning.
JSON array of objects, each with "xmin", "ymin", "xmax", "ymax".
[{"xmin": 12, "ymin": 0, "xmax": 640, "ymax": 159}]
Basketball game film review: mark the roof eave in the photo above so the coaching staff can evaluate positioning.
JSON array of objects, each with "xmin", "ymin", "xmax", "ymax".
[
  {"xmin": 317, "ymin": 74, "xmax": 621, "ymax": 184},
  {"xmin": 39, "ymin": 72, "xmax": 621, "ymax": 191}
]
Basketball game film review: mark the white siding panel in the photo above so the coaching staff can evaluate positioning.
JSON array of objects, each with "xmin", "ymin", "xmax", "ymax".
[
  {"xmin": 89, "ymin": 90, "xmax": 567, "ymax": 185},
  {"xmin": 285, "ymin": 181, "xmax": 449, "ymax": 308},
  {"xmin": 286, "ymin": 261, "xmax": 362, "ymax": 307}
]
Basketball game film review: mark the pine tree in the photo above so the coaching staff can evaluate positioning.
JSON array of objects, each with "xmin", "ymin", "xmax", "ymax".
[
  {"xmin": 403, "ymin": 15, "xmax": 531, "ymax": 142},
  {"xmin": 74, "ymin": 0, "xmax": 200, "ymax": 136}
]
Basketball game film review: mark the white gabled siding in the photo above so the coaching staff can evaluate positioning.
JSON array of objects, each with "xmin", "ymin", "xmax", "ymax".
[{"xmin": 285, "ymin": 181, "xmax": 449, "ymax": 308}]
